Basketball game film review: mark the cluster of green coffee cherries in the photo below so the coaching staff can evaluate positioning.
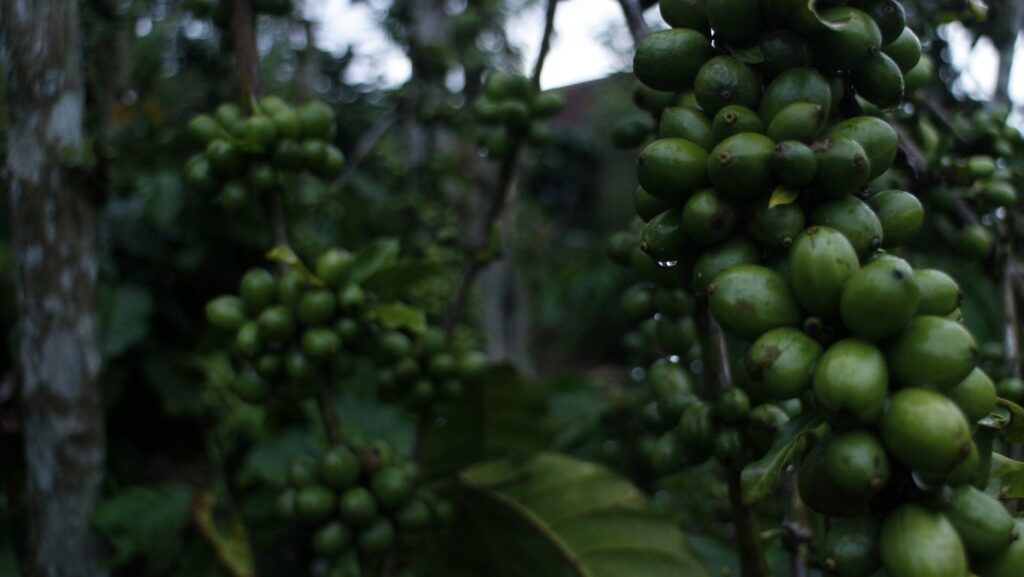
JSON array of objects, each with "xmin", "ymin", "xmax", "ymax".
[
  {"xmin": 373, "ymin": 326, "xmax": 489, "ymax": 409},
  {"xmin": 472, "ymin": 72, "xmax": 565, "ymax": 156},
  {"xmin": 185, "ymin": 97, "xmax": 343, "ymax": 210},
  {"xmin": 608, "ymin": 237, "xmax": 801, "ymax": 476},
  {"xmin": 185, "ymin": 0, "xmax": 293, "ymax": 24},
  {"xmin": 613, "ymin": 0, "xmax": 932, "ymax": 150},
  {"xmin": 205, "ymin": 247, "xmax": 485, "ymax": 408},
  {"xmin": 276, "ymin": 440, "xmax": 453, "ymax": 575},
  {"xmin": 925, "ymin": 109, "xmax": 1022, "ymax": 261},
  {"xmin": 617, "ymin": 1, "xmax": 1023, "ymax": 575}
]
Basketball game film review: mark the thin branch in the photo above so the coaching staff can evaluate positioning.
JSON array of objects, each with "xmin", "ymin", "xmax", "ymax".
[
  {"xmin": 892, "ymin": 123, "xmax": 928, "ymax": 182},
  {"xmin": 917, "ymin": 92, "xmax": 974, "ymax": 145},
  {"xmin": 444, "ymin": 3, "xmax": 562, "ymax": 338},
  {"xmin": 335, "ymin": 115, "xmax": 398, "ymax": 190},
  {"xmin": 531, "ymin": 0, "xmax": 559, "ymax": 88},
  {"xmin": 264, "ymin": 190, "xmax": 289, "ymax": 247},
  {"xmin": 726, "ymin": 470, "xmax": 773, "ymax": 577},
  {"xmin": 1003, "ymin": 251, "xmax": 1022, "ymax": 379},
  {"xmin": 231, "ymin": 0, "xmax": 261, "ymax": 114},
  {"xmin": 952, "ymin": 198, "xmax": 983, "ymax": 228},
  {"xmin": 317, "ymin": 377, "xmax": 343, "ymax": 445},
  {"xmin": 445, "ymin": 145, "xmax": 523, "ymax": 337},
  {"xmin": 994, "ymin": 2, "xmax": 1024, "ymax": 105},
  {"xmin": 782, "ymin": 473, "xmax": 812, "ymax": 577},
  {"xmin": 616, "ymin": 0, "xmax": 650, "ymax": 48},
  {"xmin": 230, "ymin": 0, "xmax": 288, "ymax": 247},
  {"xmin": 699, "ymin": 306, "xmax": 733, "ymax": 392},
  {"xmin": 696, "ymin": 306, "xmax": 769, "ymax": 577}
]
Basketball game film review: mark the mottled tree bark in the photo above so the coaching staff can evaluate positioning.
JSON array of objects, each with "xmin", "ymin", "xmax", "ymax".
[
  {"xmin": 1, "ymin": 1, "xmax": 107, "ymax": 576},
  {"xmin": 993, "ymin": 0, "xmax": 1023, "ymax": 105}
]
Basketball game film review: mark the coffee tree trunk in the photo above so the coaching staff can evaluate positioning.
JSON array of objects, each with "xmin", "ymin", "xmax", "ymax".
[{"xmin": 1, "ymin": 2, "xmax": 107, "ymax": 576}]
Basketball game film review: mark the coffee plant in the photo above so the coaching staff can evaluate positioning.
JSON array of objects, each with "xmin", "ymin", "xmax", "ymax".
[
  {"xmin": 617, "ymin": 0, "xmax": 1024, "ymax": 575},
  {"xmin": 4, "ymin": 1, "xmax": 1024, "ymax": 577}
]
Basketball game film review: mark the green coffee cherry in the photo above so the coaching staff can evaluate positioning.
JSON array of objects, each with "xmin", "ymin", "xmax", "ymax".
[
  {"xmin": 822, "ymin": 517, "xmax": 881, "ymax": 577},
  {"xmin": 207, "ymin": 295, "xmax": 248, "ymax": 330},
  {"xmin": 295, "ymin": 484, "xmax": 337, "ymax": 522},
  {"xmin": 813, "ymin": 339, "xmax": 889, "ymax": 426},
  {"xmin": 789, "ymin": 226, "xmax": 860, "ymax": 320},
  {"xmin": 879, "ymin": 388, "xmax": 973, "ymax": 475},
  {"xmin": 879, "ymin": 504, "xmax": 968, "ymax": 577},
  {"xmin": 885, "ymin": 316, "xmax": 977, "ymax": 389},
  {"xmin": 839, "ymin": 255, "xmax": 919, "ymax": 341},
  {"xmin": 745, "ymin": 327, "xmax": 822, "ymax": 400},
  {"xmin": 708, "ymin": 265, "xmax": 802, "ymax": 339},
  {"xmin": 825, "ymin": 430, "xmax": 890, "ymax": 497}
]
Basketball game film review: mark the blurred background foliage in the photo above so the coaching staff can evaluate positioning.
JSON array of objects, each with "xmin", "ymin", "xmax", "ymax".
[{"xmin": 0, "ymin": 0, "xmax": 1022, "ymax": 576}]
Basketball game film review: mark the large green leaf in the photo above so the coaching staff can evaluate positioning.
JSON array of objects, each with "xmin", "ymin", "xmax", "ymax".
[
  {"xmin": 741, "ymin": 415, "xmax": 826, "ymax": 504},
  {"xmin": 238, "ymin": 429, "xmax": 320, "ymax": 488},
  {"xmin": 448, "ymin": 452, "xmax": 709, "ymax": 577},
  {"xmin": 420, "ymin": 365, "xmax": 550, "ymax": 478},
  {"xmin": 333, "ymin": 395, "xmax": 417, "ymax": 456},
  {"xmin": 986, "ymin": 453, "xmax": 1024, "ymax": 500},
  {"xmin": 93, "ymin": 484, "xmax": 194, "ymax": 568},
  {"xmin": 366, "ymin": 302, "xmax": 427, "ymax": 334},
  {"xmin": 361, "ymin": 260, "xmax": 447, "ymax": 296},
  {"xmin": 100, "ymin": 284, "xmax": 154, "ymax": 361},
  {"xmin": 349, "ymin": 239, "xmax": 400, "ymax": 283}
]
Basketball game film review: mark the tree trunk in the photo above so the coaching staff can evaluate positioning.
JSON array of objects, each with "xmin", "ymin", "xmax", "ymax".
[
  {"xmin": 994, "ymin": 0, "xmax": 1024, "ymax": 104},
  {"xmin": 1, "ymin": 2, "xmax": 107, "ymax": 577}
]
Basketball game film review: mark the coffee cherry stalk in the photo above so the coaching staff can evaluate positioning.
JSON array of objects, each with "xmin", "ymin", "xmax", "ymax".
[{"xmin": 620, "ymin": 0, "xmax": 1024, "ymax": 576}]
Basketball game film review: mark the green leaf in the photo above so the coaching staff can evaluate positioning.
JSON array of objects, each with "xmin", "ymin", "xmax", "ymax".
[
  {"xmin": 768, "ymin": 186, "xmax": 799, "ymax": 208},
  {"xmin": 100, "ymin": 284, "xmax": 154, "ymax": 361},
  {"xmin": 93, "ymin": 484, "xmax": 194, "ymax": 568},
  {"xmin": 349, "ymin": 239, "xmax": 400, "ymax": 283},
  {"xmin": 448, "ymin": 452, "xmax": 710, "ymax": 577},
  {"xmin": 192, "ymin": 491, "xmax": 254, "ymax": 577},
  {"xmin": 740, "ymin": 415, "xmax": 826, "ymax": 505},
  {"xmin": 366, "ymin": 302, "xmax": 427, "ymax": 334},
  {"xmin": 986, "ymin": 453, "xmax": 1024, "ymax": 500},
  {"xmin": 143, "ymin": 355, "xmax": 203, "ymax": 417},
  {"xmin": 361, "ymin": 260, "xmax": 448, "ymax": 297},
  {"xmin": 996, "ymin": 398, "xmax": 1024, "ymax": 444},
  {"xmin": 265, "ymin": 245, "xmax": 324, "ymax": 287},
  {"xmin": 420, "ymin": 365, "xmax": 550, "ymax": 478},
  {"xmin": 138, "ymin": 169, "xmax": 185, "ymax": 230},
  {"xmin": 334, "ymin": 395, "xmax": 417, "ymax": 456},
  {"xmin": 239, "ymin": 429, "xmax": 320, "ymax": 488}
]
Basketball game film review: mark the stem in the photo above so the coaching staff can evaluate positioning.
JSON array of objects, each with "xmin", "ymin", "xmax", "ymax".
[
  {"xmin": 264, "ymin": 189, "xmax": 289, "ymax": 247},
  {"xmin": 698, "ymin": 305, "xmax": 733, "ymax": 392},
  {"xmin": 230, "ymin": 0, "xmax": 288, "ymax": 246},
  {"xmin": 1002, "ymin": 251, "xmax": 1022, "ymax": 379},
  {"xmin": 530, "ymin": 0, "xmax": 559, "ymax": 89},
  {"xmin": 445, "ymin": 144, "xmax": 523, "ymax": 338},
  {"xmin": 317, "ymin": 375, "xmax": 343, "ymax": 446},
  {"xmin": 782, "ymin": 473, "xmax": 812, "ymax": 577},
  {"xmin": 952, "ymin": 198, "xmax": 983, "ymax": 228},
  {"xmin": 335, "ymin": 115, "xmax": 398, "ymax": 190},
  {"xmin": 726, "ymin": 470, "xmax": 773, "ymax": 577},
  {"xmin": 444, "ymin": 2, "xmax": 560, "ymax": 338},
  {"xmin": 917, "ymin": 93, "xmax": 974, "ymax": 145},
  {"xmin": 993, "ymin": 1, "xmax": 1024, "ymax": 105},
  {"xmin": 616, "ymin": 0, "xmax": 649, "ymax": 48},
  {"xmin": 696, "ymin": 306, "xmax": 770, "ymax": 577},
  {"xmin": 231, "ymin": 0, "xmax": 261, "ymax": 114},
  {"xmin": 892, "ymin": 123, "xmax": 928, "ymax": 182}
]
